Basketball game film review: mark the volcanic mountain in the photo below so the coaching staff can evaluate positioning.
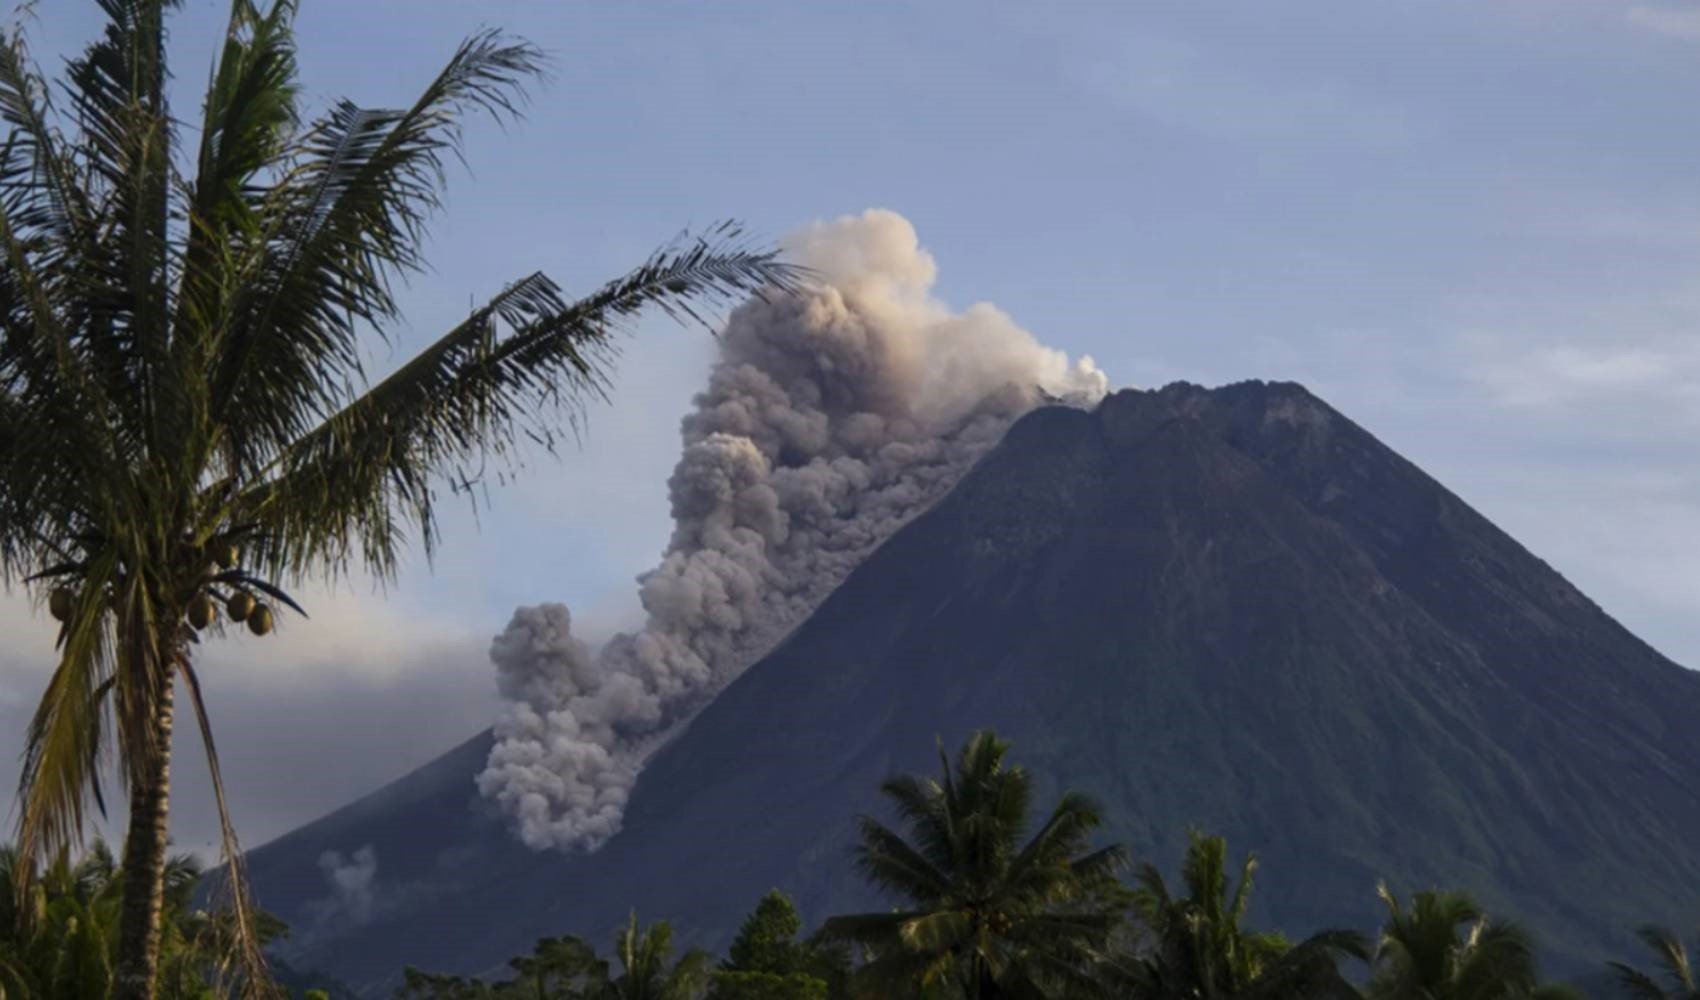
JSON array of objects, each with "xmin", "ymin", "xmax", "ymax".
[{"xmin": 246, "ymin": 381, "xmax": 1700, "ymax": 996}]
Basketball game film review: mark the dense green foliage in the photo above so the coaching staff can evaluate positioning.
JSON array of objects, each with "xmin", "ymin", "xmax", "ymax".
[
  {"xmin": 396, "ymin": 915, "xmax": 704, "ymax": 1000},
  {"xmin": 396, "ymin": 935, "xmax": 607, "ymax": 999},
  {"xmin": 707, "ymin": 892, "xmax": 843, "ymax": 1000},
  {"xmin": 0, "ymin": 840, "xmax": 283, "ymax": 998},
  {"xmin": 3, "ymin": 732, "xmax": 1692, "ymax": 999}
]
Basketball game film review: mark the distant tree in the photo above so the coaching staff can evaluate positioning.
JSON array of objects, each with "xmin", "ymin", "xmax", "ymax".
[
  {"xmin": 510, "ymin": 936, "xmax": 608, "ymax": 999},
  {"xmin": 397, "ymin": 935, "xmax": 604, "ymax": 999},
  {"xmin": 1118, "ymin": 831, "xmax": 1366, "ymax": 999},
  {"xmin": 605, "ymin": 913, "xmax": 711, "ymax": 1000},
  {"xmin": 396, "ymin": 968, "xmax": 501, "ymax": 1000},
  {"xmin": 0, "ymin": 1, "xmax": 797, "ymax": 995},
  {"xmin": 709, "ymin": 892, "xmax": 829, "ymax": 1000},
  {"xmin": 1608, "ymin": 925, "xmax": 1700, "ymax": 1000},
  {"xmin": 1368, "ymin": 885, "xmax": 1579, "ymax": 1000},
  {"xmin": 820, "ymin": 730, "xmax": 1128, "ymax": 999}
]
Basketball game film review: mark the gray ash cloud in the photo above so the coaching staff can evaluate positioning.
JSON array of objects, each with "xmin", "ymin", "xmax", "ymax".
[{"xmin": 477, "ymin": 210, "xmax": 1108, "ymax": 850}]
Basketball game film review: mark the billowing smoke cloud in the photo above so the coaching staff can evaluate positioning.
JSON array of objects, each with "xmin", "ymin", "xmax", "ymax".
[{"xmin": 477, "ymin": 209, "xmax": 1109, "ymax": 850}]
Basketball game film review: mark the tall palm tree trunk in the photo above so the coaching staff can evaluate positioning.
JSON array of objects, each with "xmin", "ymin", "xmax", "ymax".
[
  {"xmin": 975, "ymin": 953, "xmax": 998, "ymax": 1000},
  {"xmin": 114, "ymin": 677, "xmax": 175, "ymax": 1000}
]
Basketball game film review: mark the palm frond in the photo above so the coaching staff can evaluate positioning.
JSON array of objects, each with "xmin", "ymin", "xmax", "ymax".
[
  {"xmin": 845, "ymin": 945, "xmax": 954, "ymax": 1000},
  {"xmin": 235, "ymin": 231, "xmax": 800, "ymax": 582},
  {"xmin": 211, "ymin": 28, "xmax": 546, "ymax": 471},
  {"xmin": 878, "ymin": 774, "xmax": 954, "ymax": 868},
  {"xmin": 0, "ymin": 21, "xmax": 89, "ymax": 247},
  {"xmin": 817, "ymin": 911, "xmax": 929, "ymax": 946},
  {"xmin": 14, "ymin": 549, "xmax": 120, "ymax": 880},
  {"xmin": 1063, "ymin": 844, "xmax": 1128, "ymax": 891},
  {"xmin": 61, "ymin": 0, "xmax": 179, "ymax": 447},
  {"xmin": 178, "ymin": 660, "xmax": 275, "ymax": 998},
  {"xmin": 896, "ymin": 910, "xmax": 973, "ymax": 953},
  {"xmin": 1610, "ymin": 960, "xmax": 1678, "ymax": 1000},
  {"xmin": 852, "ymin": 816, "xmax": 953, "ymax": 905},
  {"xmin": 1006, "ymin": 790, "xmax": 1114, "ymax": 896},
  {"xmin": 174, "ymin": 0, "xmax": 301, "ymax": 351},
  {"xmin": 1636, "ymin": 925, "xmax": 1697, "ymax": 990}
]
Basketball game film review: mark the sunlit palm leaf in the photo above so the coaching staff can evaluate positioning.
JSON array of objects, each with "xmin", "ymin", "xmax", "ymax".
[{"xmin": 237, "ymin": 233, "xmax": 800, "ymax": 579}]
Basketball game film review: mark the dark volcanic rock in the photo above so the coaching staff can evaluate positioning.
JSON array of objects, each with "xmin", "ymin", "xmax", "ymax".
[{"xmin": 247, "ymin": 381, "xmax": 1700, "ymax": 996}]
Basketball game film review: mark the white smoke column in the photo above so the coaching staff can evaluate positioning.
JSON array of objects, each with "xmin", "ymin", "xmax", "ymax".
[{"xmin": 478, "ymin": 209, "xmax": 1109, "ymax": 850}]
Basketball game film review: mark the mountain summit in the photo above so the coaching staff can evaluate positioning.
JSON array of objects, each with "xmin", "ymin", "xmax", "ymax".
[{"xmin": 247, "ymin": 381, "xmax": 1700, "ymax": 995}]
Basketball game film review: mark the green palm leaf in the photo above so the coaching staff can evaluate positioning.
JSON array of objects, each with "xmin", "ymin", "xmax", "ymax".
[{"xmin": 1, "ymin": 2, "xmax": 798, "ymax": 996}]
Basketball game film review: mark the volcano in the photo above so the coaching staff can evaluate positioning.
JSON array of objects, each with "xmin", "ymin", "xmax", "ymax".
[{"xmin": 246, "ymin": 381, "xmax": 1700, "ymax": 996}]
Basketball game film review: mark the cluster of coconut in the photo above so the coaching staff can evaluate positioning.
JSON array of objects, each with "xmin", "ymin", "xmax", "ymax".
[
  {"xmin": 184, "ymin": 589, "xmax": 274, "ymax": 636},
  {"xmin": 45, "ymin": 541, "xmax": 275, "ymax": 636}
]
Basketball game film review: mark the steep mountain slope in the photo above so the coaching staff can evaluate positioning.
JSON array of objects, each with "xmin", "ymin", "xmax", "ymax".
[{"xmin": 247, "ymin": 381, "xmax": 1700, "ymax": 995}]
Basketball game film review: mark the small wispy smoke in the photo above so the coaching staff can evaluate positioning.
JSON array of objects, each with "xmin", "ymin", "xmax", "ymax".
[
  {"xmin": 477, "ymin": 209, "xmax": 1109, "ymax": 850},
  {"xmin": 314, "ymin": 845, "xmax": 378, "ymax": 925}
]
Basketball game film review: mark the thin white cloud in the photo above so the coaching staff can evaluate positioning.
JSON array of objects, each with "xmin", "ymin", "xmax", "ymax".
[
  {"xmin": 1627, "ymin": 4, "xmax": 1700, "ymax": 39},
  {"xmin": 1071, "ymin": 32, "xmax": 1418, "ymax": 149},
  {"xmin": 1446, "ymin": 272, "xmax": 1700, "ymax": 421},
  {"xmin": 1464, "ymin": 339, "xmax": 1680, "ymax": 408}
]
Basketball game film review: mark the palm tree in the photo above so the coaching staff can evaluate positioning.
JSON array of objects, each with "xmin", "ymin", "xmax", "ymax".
[
  {"xmin": 0, "ymin": 842, "xmax": 119, "ymax": 998},
  {"xmin": 819, "ymin": 730, "xmax": 1128, "ymax": 999},
  {"xmin": 1609, "ymin": 925, "xmax": 1700, "ymax": 999},
  {"xmin": 0, "ymin": 839, "xmax": 276, "ymax": 998},
  {"xmin": 606, "ymin": 913, "xmax": 711, "ymax": 1000},
  {"xmin": 1122, "ymin": 831, "xmax": 1366, "ymax": 999},
  {"xmin": 0, "ymin": 2, "xmax": 797, "ymax": 996},
  {"xmin": 1368, "ymin": 885, "xmax": 1580, "ymax": 1000}
]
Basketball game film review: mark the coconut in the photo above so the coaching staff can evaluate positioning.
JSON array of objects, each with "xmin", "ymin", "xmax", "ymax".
[
  {"xmin": 227, "ymin": 592, "xmax": 255, "ymax": 622},
  {"xmin": 187, "ymin": 593, "xmax": 215, "ymax": 630},
  {"xmin": 49, "ymin": 587, "xmax": 73, "ymax": 622},
  {"xmin": 247, "ymin": 604, "xmax": 274, "ymax": 636},
  {"xmin": 215, "ymin": 543, "xmax": 239, "ymax": 570}
]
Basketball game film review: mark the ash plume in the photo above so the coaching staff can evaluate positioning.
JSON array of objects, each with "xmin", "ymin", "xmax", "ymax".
[{"xmin": 477, "ymin": 209, "xmax": 1109, "ymax": 850}]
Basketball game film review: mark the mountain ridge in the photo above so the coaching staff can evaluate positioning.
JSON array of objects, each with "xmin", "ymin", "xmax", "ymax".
[{"xmin": 247, "ymin": 380, "xmax": 1700, "ymax": 996}]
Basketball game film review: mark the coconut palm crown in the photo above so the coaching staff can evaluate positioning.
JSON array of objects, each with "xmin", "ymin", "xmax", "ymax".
[
  {"xmin": 1125, "ymin": 831, "xmax": 1367, "ymax": 999},
  {"xmin": 607, "ymin": 913, "xmax": 713, "ymax": 1000},
  {"xmin": 820, "ymin": 730, "xmax": 1128, "ymax": 999},
  {"xmin": 1367, "ymin": 886, "xmax": 1581, "ymax": 1000},
  {"xmin": 0, "ymin": 1, "xmax": 799, "ymax": 996}
]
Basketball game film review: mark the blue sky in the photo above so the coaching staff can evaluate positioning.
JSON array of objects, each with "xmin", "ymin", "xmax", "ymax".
[{"xmin": 5, "ymin": 0, "xmax": 1700, "ymax": 853}]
